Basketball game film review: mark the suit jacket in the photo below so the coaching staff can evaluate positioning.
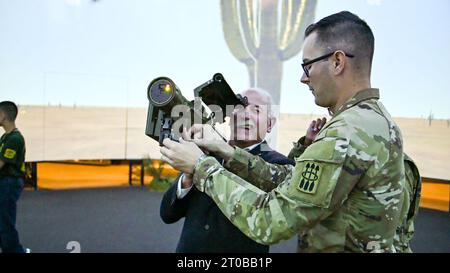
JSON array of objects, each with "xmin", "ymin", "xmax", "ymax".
[{"xmin": 160, "ymin": 141, "xmax": 295, "ymax": 253}]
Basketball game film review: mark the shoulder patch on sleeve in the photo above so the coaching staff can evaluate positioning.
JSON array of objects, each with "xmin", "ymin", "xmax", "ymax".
[
  {"xmin": 298, "ymin": 162, "xmax": 323, "ymax": 194},
  {"xmin": 4, "ymin": 148, "xmax": 16, "ymax": 159},
  {"xmin": 289, "ymin": 137, "xmax": 349, "ymax": 208}
]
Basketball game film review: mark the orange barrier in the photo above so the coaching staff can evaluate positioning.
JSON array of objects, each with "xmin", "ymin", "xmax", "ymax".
[
  {"xmin": 37, "ymin": 162, "xmax": 130, "ymax": 190},
  {"xmin": 34, "ymin": 160, "xmax": 179, "ymax": 190},
  {"xmin": 420, "ymin": 177, "xmax": 450, "ymax": 212}
]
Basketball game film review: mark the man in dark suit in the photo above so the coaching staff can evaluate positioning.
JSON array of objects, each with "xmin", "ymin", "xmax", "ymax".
[{"xmin": 160, "ymin": 88, "xmax": 294, "ymax": 253}]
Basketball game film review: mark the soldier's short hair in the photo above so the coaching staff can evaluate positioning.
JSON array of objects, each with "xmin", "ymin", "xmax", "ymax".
[
  {"xmin": 0, "ymin": 101, "xmax": 19, "ymax": 121},
  {"xmin": 305, "ymin": 11, "xmax": 375, "ymax": 76}
]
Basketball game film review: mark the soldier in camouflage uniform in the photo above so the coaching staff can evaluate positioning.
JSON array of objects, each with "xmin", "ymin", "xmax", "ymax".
[
  {"xmin": 288, "ymin": 122, "xmax": 421, "ymax": 252},
  {"xmin": 161, "ymin": 11, "xmax": 406, "ymax": 252}
]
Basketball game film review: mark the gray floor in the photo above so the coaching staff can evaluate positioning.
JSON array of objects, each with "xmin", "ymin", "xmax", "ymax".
[{"xmin": 13, "ymin": 187, "xmax": 450, "ymax": 253}]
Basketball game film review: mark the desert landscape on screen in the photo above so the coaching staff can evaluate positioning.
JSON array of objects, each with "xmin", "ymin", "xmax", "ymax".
[{"xmin": 16, "ymin": 105, "xmax": 450, "ymax": 180}]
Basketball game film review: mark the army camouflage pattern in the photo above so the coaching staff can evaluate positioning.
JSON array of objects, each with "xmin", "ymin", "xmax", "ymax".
[
  {"xmin": 394, "ymin": 154, "xmax": 421, "ymax": 253},
  {"xmin": 290, "ymin": 144, "xmax": 421, "ymax": 252},
  {"xmin": 288, "ymin": 136, "xmax": 308, "ymax": 161},
  {"xmin": 193, "ymin": 89, "xmax": 406, "ymax": 252},
  {"xmin": 287, "ymin": 136, "xmax": 313, "ymax": 252}
]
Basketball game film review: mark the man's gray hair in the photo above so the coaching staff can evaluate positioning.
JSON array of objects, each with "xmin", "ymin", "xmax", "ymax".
[{"xmin": 241, "ymin": 87, "xmax": 275, "ymax": 118}]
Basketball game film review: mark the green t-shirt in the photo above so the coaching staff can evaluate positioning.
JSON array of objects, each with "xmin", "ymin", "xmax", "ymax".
[{"xmin": 0, "ymin": 129, "xmax": 26, "ymax": 179}]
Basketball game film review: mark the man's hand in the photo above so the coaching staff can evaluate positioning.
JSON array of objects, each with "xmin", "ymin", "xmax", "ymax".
[
  {"xmin": 160, "ymin": 138, "xmax": 204, "ymax": 174},
  {"xmin": 185, "ymin": 124, "xmax": 235, "ymax": 161},
  {"xmin": 304, "ymin": 117, "xmax": 327, "ymax": 146}
]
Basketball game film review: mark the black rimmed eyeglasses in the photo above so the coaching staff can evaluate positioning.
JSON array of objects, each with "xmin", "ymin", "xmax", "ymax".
[{"xmin": 301, "ymin": 51, "xmax": 354, "ymax": 78}]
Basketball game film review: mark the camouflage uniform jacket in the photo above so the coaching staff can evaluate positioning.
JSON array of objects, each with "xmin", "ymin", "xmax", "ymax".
[{"xmin": 193, "ymin": 88, "xmax": 405, "ymax": 252}]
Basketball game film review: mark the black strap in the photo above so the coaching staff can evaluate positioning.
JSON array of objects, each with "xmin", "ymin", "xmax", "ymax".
[{"xmin": 405, "ymin": 160, "xmax": 421, "ymax": 220}]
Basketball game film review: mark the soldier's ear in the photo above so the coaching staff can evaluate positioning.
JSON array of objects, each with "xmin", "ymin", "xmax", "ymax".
[
  {"xmin": 0, "ymin": 111, "xmax": 5, "ymax": 125},
  {"xmin": 332, "ymin": 51, "xmax": 346, "ymax": 75}
]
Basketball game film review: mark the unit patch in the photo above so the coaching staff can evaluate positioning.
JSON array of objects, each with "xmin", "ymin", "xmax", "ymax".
[{"xmin": 298, "ymin": 162, "xmax": 322, "ymax": 194}]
